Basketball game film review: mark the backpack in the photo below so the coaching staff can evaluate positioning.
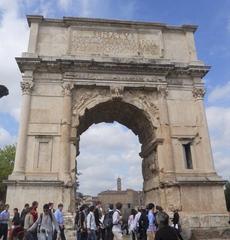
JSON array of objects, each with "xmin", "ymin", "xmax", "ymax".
[
  {"xmin": 37, "ymin": 212, "xmax": 53, "ymax": 233},
  {"xmin": 103, "ymin": 211, "xmax": 113, "ymax": 229},
  {"xmin": 139, "ymin": 212, "xmax": 149, "ymax": 231}
]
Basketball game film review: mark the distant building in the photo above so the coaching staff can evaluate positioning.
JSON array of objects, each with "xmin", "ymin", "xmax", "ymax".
[
  {"xmin": 117, "ymin": 177, "xmax": 122, "ymax": 191},
  {"xmin": 79, "ymin": 195, "xmax": 99, "ymax": 207},
  {"xmin": 97, "ymin": 178, "xmax": 143, "ymax": 221}
]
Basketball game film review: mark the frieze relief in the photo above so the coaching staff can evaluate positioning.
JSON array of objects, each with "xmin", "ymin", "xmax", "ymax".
[
  {"xmin": 69, "ymin": 29, "xmax": 162, "ymax": 58},
  {"xmin": 64, "ymin": 72, "xmax": 164, "ymax": 83}
]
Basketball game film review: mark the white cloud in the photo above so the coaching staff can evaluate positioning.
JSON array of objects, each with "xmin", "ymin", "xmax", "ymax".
[
  {"xmin": 206, "ymin": 106, "xmax": 230, "ymax": 149},
  {"xmin": 0, "ymin": 126, "xmax": 17, "ymax": 148},
  {"xmin": 208, "ymin": 81, "xmax": 230, "ymax": 103},
  {"xmin": 206, "ymin": 106, "xmax": 230, "ymax": 179},
  {"xmin": 0, "ymin": 0, "xmax": 29, "ymax": 121},
  {"xmin": 213, "ymin": 151, "xmax": 230, "ymax": 178},
  {"xmin": 77, "ymin": 122, "xmax": 142, "ymax": 195},
  {"xmin": 58, "ymin": 0, "xmax": 72, "ymax": 11}
]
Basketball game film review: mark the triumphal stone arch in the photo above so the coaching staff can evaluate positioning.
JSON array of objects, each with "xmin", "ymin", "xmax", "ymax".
[{"xmin": 6, "ymin": 16, "xmax": 228, "ymax": 231}]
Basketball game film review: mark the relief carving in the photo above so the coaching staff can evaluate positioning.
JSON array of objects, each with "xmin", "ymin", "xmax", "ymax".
[
  {"xmin": 157, "ymin": 86, "xmax": 168, "ymax": 99},
  {"xmin": 72, "ymin": 88, "xmax": 109, "ymax": 116},
  {"xmin": 193, "ymin": 87, "xmax": 205, "ymax": 99},
  {"xmin": 110, "ymin": 85, "xmax": 124, "ymax": 100},
  {"xmin": 142, "ymin": 150, "xmax": 158, "ymax": 180},
  {"xmin": 127, "ymin": 90, "xmax": 160, "ymax": 126},
  {"xmin": 62, "ymin": 82, "xmax": 74, "ymax": 96},
  {"xmin": 20, "ymin": 81, "xmax": 34, "ymax": 95}
]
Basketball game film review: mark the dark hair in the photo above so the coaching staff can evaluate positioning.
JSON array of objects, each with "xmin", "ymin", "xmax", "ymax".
[
  {"xmin": 160, "ymin": 212, "xmax": 169, "ymax": 226},
  {"xmin": 156, "ymin": 205, "xmax": 163, "ymax": 212},
  {"xmin": 24, "ymin": 203, "xmax": 29, "ymax": 208},
  {"xmin": 89, "ymin": 205, "xmax": 95, "ymax": 212},
  {"xmin": 131, "ymin": 209, "xmax": 136, "ymax": 216},
  {"xmin": 116, "ymin": 202, "xmax": 122, "ymax": 210},
  {"xmin": 148, "ymin": 203, "xmax": 155, "ymax": 210},
  {"xmin": 58, "ymin": 203, "xmax": 63, "ymax": 208},
  {"xmin": 109, "ymin": 204, "xmax": 114, "ymax": 210},
  {"xmin": 43, "ymin": 204, "xmax": 49, "ymax": 210},
  {"xmin": 96, "ymin": 201, "xmax": 101, "ymax": 206},
  {"xmin": 13, "ymin": 208, "xmax": 18, "ymax": 211},
  {"xmin": 28, "ymin": 207, "xmax": 33, "ymax": 212},
  {"xmin": 32, "ymin": 201, "xmax": 38, "ymax": 207}
]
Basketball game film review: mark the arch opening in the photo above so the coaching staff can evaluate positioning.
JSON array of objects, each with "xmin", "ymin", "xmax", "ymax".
[
  {"xmin": 74, "ymin": 100, "xmax": 159, "ymax": 207},
  {"xmin": 77, "ymin": 100, "xmax": 156, "ymax": 147}
]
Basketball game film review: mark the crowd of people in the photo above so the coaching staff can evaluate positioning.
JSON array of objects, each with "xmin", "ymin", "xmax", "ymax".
[
  {"xmin": 75, "ymin": 201, "xmax": 183, "ymax": 240},
  {"xmin": 0, "ymin": 200, "xmax": 183, "ymax": 240},
  {"xmin": 0, "ymin": 201, "xmax": 66, "ymax": 240}
]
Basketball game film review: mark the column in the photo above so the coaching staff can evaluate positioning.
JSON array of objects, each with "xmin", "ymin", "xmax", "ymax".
[
  {"xmin": 60, "ymin": 82, "xmax": 73, "ymax": 182},
  {"xmin": 157, "ymin": 86, "xmax": 175, "ymax": 178},
  {"xmin": 193, "ymin": 87, "xmax": 215, "ymax": 171},
  {"xmin": 11, "ymin": 73, "xmax": 34, "ymax": 179}
]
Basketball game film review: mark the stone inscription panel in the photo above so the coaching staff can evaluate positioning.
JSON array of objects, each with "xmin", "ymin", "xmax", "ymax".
[{"xmin": 70, "ymin": 28, "xmax": 162, "ymax": 58}]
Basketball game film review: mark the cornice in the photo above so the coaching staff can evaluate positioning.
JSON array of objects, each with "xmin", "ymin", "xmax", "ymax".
[
  {"xmin": 16, "ymin": 57, "xmax": 210, "ymax": 78},
  {"xmin": 26, "ymin": 15, "xmax": 197, "ymax": 33}
]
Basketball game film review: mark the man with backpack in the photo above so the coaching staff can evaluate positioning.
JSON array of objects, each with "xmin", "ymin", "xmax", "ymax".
[
  {"xmin": 76, "ymin": 205, "xmax": 88, "ymax": 240},
  {"xmin": 103, "ymin": 204, "xmax": 114, "ymax": 240},
  {"xmin": 138, "ymin": 207, "xmax": 148, "ymax": 240},
  {"xmin": 28, "ymin": 204, "xmax": 60, "ymax": 240}
]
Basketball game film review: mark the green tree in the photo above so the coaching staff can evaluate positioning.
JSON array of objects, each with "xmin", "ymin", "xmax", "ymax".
[
  {"xmin": 224, "ymin": 181, "xmax": 230, "ymax": 211},
  {"xmin": 0, "ymin": 144, "xmax": 16, "ymax": 201}
]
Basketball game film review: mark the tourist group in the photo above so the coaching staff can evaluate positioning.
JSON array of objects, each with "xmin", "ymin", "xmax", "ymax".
[{"xmin": 0, "ymin": 201, "xmax": 183, "ymax": 240}]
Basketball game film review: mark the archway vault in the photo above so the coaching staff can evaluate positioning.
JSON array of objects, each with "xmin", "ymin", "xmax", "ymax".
[{"xmin": 72, "ymin": 86, "xmax": 162, "ymax": 194}]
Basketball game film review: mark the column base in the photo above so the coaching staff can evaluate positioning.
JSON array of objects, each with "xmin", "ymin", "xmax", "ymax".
[
  {"xmin": 8, "ymin": 171, "xmax": 26, "ymax": 180},
  {"xmin": 144, "ymin": 175, "xmax": 227, "ymax": 214},
  {"xmin": 5, "ymin": 180, "xmax": 74, "ymax": 212}
]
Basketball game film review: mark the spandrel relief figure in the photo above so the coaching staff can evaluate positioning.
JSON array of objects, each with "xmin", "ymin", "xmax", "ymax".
[{"xmin": 142, "ymin": 150, "xmax": 157, "ymax": 180}]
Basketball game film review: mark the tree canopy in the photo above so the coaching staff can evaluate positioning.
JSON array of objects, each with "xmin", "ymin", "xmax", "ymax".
[{"xmin": 0, "ymin": 144, "xmax": 16, "ymax": 201}]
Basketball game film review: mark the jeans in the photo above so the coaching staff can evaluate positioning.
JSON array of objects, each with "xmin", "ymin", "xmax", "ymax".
[
  {"xmin": 87, "ymin": 230, "xmax": 96, "ymax": 240},
  {"xmin": 53, "ymin": 226, "xmax": 66, "ymax": 240},
  {"xmin": 105, "ymin": 227, "xmax": 113, "ymax": 240},
  {"xmin": 0, "ymin": 223, "xmax": 8, "ymax": 240}
]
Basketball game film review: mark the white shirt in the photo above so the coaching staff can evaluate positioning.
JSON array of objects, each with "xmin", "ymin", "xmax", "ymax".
[
  {"xmin": 134, "ymin": 211, "xmax": 141, "ymax": 229},
  {"xmin": 112, "ymin": 209, "xmax": 122, "ymax": 232},
  {"xmin": 128, "ymin": 215, "xmax": 136, "ymax": 232},
  {"xmin": 87, "ymin": 212, "xmax": 97, "ymax": 230}
]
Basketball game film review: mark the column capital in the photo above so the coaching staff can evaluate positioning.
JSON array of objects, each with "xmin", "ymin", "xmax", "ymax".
[
  {"xmin": 62, "ymin": 82, "xmax": 74, "ymax": 96},
  {"xmin": 157, "ymin": 85, "xmax": 168, "ymax": 99},
  {"xmin": 20, "ymin": 81, "xmax": 34, "ymax": 95},
  {"xmin": 193, "ymin": 87, "xmax": 205, "ymax": 100}
]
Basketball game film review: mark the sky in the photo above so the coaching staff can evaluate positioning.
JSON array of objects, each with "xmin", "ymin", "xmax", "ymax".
[{"xmin": 0, "ymin": 0, "xmax": 230, "ymax": 195}]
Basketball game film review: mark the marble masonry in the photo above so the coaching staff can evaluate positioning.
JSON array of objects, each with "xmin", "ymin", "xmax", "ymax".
[{"xmin": 6, "ymin": 15, "xmax": 229, "ymax": 237}]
